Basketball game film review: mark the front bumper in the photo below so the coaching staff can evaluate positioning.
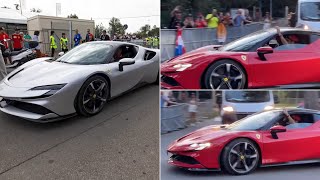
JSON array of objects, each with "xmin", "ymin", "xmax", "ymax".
[
  {"xmin": 0, "ymin": 98, "xmax": 75, "ymax": 122},
  {"xmin": 0, "ymin": 81, "xmax": 78, "ymax": 122},
  {"xmin": 161, "ymin": 81, "xmax": 184, "ymax": 89}
]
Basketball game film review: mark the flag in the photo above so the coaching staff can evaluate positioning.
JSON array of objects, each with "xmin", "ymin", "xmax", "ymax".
[{"xmin": 175, "ymin": 28, "xmax": 186, "ymax": 57}]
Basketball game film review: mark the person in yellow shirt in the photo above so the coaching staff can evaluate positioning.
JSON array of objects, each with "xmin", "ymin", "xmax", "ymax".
[
  {"xmin": 60, "ymin": 33, "xmax": 68, "ymax": 53},
  {"xmin": 206, "ymin": 9, "xmax": 219, "ymax": 28},
  {"xmin": 50, "ymin": 31, "xmax": 57, "ymax": 57}
]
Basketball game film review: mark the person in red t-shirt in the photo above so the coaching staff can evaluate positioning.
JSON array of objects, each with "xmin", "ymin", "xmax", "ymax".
[
  {"xmin": 0, "ymin": 27, "xmax": 11, "ymax": 65},
  {"xmin": 195, "ymin": 13, "xmax": 207, "ymax": 28},
  {"xmin": 12, "ymin": 28, "xmax": 23, "ymax": 51},
  {"xmin": 0, "ymin": 27, "xmax": 9, "ymax": 49}
]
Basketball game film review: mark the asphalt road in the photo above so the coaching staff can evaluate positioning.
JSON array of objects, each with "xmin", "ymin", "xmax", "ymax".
[
  {"xmin": 161, "ymin": 119, "xmax": 320, "ymax": 180},
  {"xmin": 0, "ymin": 84, "xmax": 159, "ymax": 180}
]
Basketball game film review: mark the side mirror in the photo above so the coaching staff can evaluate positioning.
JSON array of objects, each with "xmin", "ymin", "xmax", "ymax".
[
  {"xmin": 58, "ymin": 52, "xmax": 64, "ymax": 57},
  {"xmin": 119, "ymin": 58, "xmax": 135, "ymax": 71},
  {"xmin": 257, "ymin": 47, "xmax": 273, "ymax": 61},
  {"xmin": 270, "ymin": 125, "xmax": 286, "ymax": 139}
]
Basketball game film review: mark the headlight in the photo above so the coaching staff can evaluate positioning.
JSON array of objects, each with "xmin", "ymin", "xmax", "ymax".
[
  {"xmin": 223, "ymin": 106, "xmax": 234, "ymax": 112},
  {"xmin": 303, "ymin": 24, "xmax": 309, "ymax": 30},
  {"xmin": 189, "ymin": 143, "xmax": 211, "ymax": 150},
  {"xmin": 30, "ymin": 84, "xmax": 66, "ymax": 96},
  {"xmin": 173, "ymin": 63, "xmax": 192, "ymax": 71},
  {"xmin": 264, "ymin": 105, "xmax": 274, "ymax": 110}
]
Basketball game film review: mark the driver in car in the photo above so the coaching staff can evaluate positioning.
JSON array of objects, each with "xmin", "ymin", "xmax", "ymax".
[
  {"xmin": 283, "ymin": 109, "xmax": 312, "ymax": 129},
  {"xmin": 275, "ymin": 26, "xmax": 299, "ymax": 45},
  {"xmin": 113, "ymin": 48, "xmax": 123, "ymax": 62}
]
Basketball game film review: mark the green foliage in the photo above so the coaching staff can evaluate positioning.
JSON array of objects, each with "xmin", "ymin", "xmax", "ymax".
[
  {"xmin": 136, "ymin": 25, "xmax": 159, "ymax": 38},
  {"xmin": 161, "ymin": 0, "xmax": 221, "ymax": 28},
  {"xmin": 67, "ymin": 14, "xmax": 79, "ymax": 19},
  {"xmin": 108, "ymin": 17, "xmax": 125, "ymax": 37},
  {"xmin": 95, "ymin": 23, "xmax": 105, "ymax": 38}
]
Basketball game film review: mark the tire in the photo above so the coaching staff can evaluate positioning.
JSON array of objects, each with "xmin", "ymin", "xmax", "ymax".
[
  {"xmin": 221, "ymin": 138, "xmax": 260, "ymax": 175},
  {"xmin": 203, "ymin": 60, "xmax": 246, "ymax": 89},
  {"xmin": 75, "ymin": 75, "xmax": 109, "ymax": 116}
]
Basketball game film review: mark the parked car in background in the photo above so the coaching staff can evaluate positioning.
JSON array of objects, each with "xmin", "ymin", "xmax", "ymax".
[
  {"xmin": 293, "ymin": 0, "xmax": 320, "ymax": 31},
  {"xmin": 217, "ymin": 91, "xmax": 278, "ymax": 120}
]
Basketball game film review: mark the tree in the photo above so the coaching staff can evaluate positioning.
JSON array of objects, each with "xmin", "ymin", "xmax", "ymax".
[
  {"xmin": 95, "ymin": 23, "xmax": 106, "ymax": 38},
  {"xmin": 108, "ymin": 17, "xmax": 125, "ymax": 38},
  {"xmin": 30, "ymin": 8, "xmax": 42, "ymax": 13},
  {"xmin": 304, "ymin": 91, "xmax": 320, "ymax": 110},
  {"xmin": 161, "ymin": 0, "xmax": 221, "ymax": 28},
  {"xmin": 67, "ymin": 14, "xmax": 79, "ymax": 19}
]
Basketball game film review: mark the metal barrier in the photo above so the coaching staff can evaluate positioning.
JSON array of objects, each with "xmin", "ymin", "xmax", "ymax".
[
  {"xmin": 161, "ymin": 104, "xmax": 188, "ymax": 134},
  {"xmin": 160, "ymin": 23, "xmax": 264, "ymax": 62},
  {"xmin": 161, "ymin": 100, "xmax": 214, "ymax": 134}
]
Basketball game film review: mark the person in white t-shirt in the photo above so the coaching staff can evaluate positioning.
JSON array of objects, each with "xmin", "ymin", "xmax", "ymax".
[{"xmin": 188, "ymin": 93, "xmax": 198, "ymax": 126}]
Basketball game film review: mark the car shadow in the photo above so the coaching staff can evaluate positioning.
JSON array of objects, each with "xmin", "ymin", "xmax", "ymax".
[
  {"xmin": 0, "ymin": 84, "xmax": 159, "ymax": 131},
  {"xmin": 165, "ymin": 163, "xmax": 320, "ymax": 177}
]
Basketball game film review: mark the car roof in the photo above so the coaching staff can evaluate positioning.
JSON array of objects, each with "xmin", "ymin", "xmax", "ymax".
[
  {"xmin": 85, "ymin": 40, "xmax": 142, "ymax": 47},
  {"xmin": 272, "ymin": 108, "xmax": 320, "ymax": 114},
  {"xmin": 265, "ymin": 27, "xmax": 319, "ymax": 34},
  {"xmin": 298, "ymin": 0, "xmax": 320, "ymax": 3}
]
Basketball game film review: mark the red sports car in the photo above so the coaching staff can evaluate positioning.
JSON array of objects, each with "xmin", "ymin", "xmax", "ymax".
[
  {"xmin": 161, "ymin": 28, "xmax": 320, "ymax": 89},
  {"xmin": 167, "ymin": 108, "xmax": 320, "ymax": 175}
]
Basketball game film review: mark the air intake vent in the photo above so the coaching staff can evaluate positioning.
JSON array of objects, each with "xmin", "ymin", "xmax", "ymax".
[{"xmin": 8, "ymin": 68, "xmax": 24, "ymax": 81}]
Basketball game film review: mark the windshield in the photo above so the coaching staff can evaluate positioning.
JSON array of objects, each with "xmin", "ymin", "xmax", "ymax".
[
  {"xmin": 56, "ymin": 43, "xmax": 113, "ymax": 65},
  {"xmin": 226, "ymin": 110, "xmax": 282, "ymax": 131},
  {"xmin": 225, "ymin": 91, "xmax": 271, "ymax": 103},
  {"xmin": 219, "ymin": 30, "xmax": 272, "ymax": 52},
  {"xmin": 301, "ymin": 2, "xmax": 320, "ymax": 21}
]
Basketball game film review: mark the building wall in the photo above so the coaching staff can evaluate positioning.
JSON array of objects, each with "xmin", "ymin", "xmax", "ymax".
[{"xmin": 27, "ymin": 15, "xmax": 94, "ymax": 55}]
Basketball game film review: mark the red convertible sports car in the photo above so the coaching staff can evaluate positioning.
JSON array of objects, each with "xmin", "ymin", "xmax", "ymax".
[
  {"xmin": 161, "ymin": 28, "xmax": 320, "ymax": 89},
  {"xmin": 167, "ymin": 108, "xmax": 320, "ymax": 175}
]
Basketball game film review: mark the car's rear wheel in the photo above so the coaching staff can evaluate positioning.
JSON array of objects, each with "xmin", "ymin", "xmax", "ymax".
[
  {"xmin": 221, "ymin": 138, "xmax": 259, "ymax": 175},
  {"xmin": 75, "ymin": 75, "xmax": 109, "ymax": 116},
  {"xmin": 204, "ymin": 60, "xmax": 246, "ymax": 89}
]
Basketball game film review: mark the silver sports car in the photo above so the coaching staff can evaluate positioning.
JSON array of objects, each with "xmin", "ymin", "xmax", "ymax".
[{"xmin": 0, "ymin": 41, "xmax": 159, "ymax": 122}]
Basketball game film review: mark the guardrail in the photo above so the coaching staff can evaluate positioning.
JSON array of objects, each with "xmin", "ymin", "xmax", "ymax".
[
  {"xmin": 161, "ymin": 101, "xmax": 214, "ymax": 134},
  {"xmin": 160, "ymin": 23, "xmax": 264, "ymax": 62},
  {"xmin": 161, "ymin": 104, "xmax": 188, "ymax": 134}
]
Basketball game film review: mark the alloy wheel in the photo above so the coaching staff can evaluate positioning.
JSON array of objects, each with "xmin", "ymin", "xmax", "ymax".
[
  {"xmin": 82, "ymin": 79, "xmax": 108, "ymax": 114},
  {"xmin": 228, "ymin": 142, "xmax": 258, "ymax": 174},
  {"xmin": 209, "ymin": 63, "xmax": 245, "ymax": 89}
]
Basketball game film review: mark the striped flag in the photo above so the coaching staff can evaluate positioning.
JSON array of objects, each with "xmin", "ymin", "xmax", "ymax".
[{"xmin": 175, "ymin": 28, "xmax": 186, "ymax": 57}]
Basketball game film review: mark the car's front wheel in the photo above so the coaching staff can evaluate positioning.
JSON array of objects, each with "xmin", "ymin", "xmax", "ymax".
[
  {"xmin": 75, "ymin": 75, "xmax": 109, "ymax": 116},
  {"xmin": 204, "ymin": 60, "xmax": 246, "ymax": 89},
  {"xmin": 221, "ymin": 138, "xmax": 260, "ymax": 175}
]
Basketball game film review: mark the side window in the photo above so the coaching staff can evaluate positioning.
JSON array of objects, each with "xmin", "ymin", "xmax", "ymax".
[
  {"xmin": 313, "ymin": 114, "xmax": 320, "ymax": 122},
  {"xmin": 273, "ymin": 33, "xmax": 311, "ymax": 51},
  {"xmin": 310, "ymin": 34, "xmax": 320, "ymax": 43},
  {"xmin": 144, "ymin": 50, "xmax": 157, "ymax": 60},
  {"xmin": 113, "ymin": 45, "xmax": 138, "ymax": 62},
  {"xmin": 285, "ymin": 113, "xmax": 314, "ymax": 130}
]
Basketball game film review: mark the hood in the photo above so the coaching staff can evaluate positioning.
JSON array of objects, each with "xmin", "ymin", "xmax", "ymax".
[
  {"xmin": 166, "ymin": 45, "xmax": 221, "ymax": 63},
  {"xmin": 169, "ymin": 125, "xmax": 231, "ymax": 150},
  {"xmin": 161, "ymin": 45, "xmax": 246, "ymax": 73},
  {"xmin": 5, "ymin": 59, "xmax": 89, "ymax": 88}
]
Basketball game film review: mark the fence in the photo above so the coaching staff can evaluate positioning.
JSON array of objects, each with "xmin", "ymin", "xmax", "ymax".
[
  {"xmin": 161, "ymin": 104, "xmax": 188, "ymax": 134},
  {"xmin": 161, "ymin": 100, "xmax": 215, "ymax": 134},
  {"xmin": 160, "ymin": 23, "xmax": 264, "ymax": 62}
]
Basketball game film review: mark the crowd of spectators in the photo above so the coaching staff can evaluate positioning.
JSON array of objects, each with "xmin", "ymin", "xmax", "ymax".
[{"xmin": 168, "ymin": 6, "xmax": 253, "ymax": 30}]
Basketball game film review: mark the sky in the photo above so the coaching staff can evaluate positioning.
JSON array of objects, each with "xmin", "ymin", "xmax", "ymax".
[{"xmin": 0, "ymin": 0, "xmax": 160, "ymax": 33}]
